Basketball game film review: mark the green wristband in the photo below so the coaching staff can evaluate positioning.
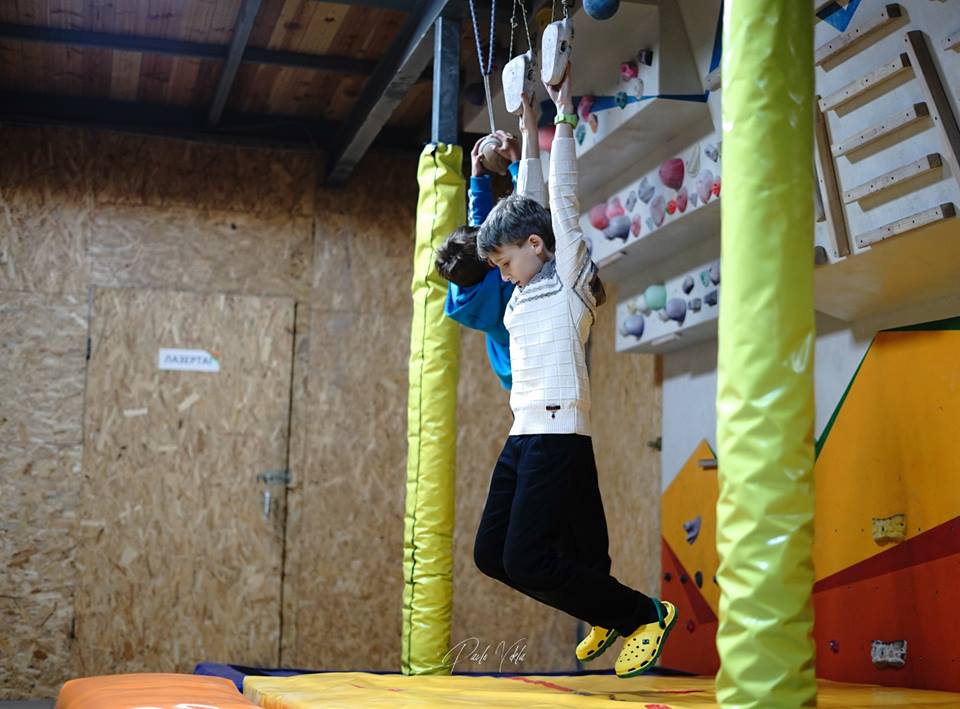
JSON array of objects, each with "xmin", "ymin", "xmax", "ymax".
[{"xmin": 554, "ymin": 112, "xmax": 579, "ymax": 128}]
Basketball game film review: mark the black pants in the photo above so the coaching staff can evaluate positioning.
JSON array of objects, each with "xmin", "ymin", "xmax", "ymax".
[{"xmin": 473, "ymin": 434, "xmax": 657, "ymax": 637}]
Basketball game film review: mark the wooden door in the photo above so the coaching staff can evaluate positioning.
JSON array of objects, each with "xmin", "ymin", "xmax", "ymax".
[{"xmin": 73, "ymin": 287, "xmax": 294, "ymax": 674}]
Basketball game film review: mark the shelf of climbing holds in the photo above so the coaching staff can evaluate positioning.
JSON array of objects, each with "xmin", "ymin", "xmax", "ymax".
[
  {"xmin": 464, "ymin": 1, "xmax": 710, "ymax": 208},
  {"xmin": 568, "ymin": 1, "xmax": 711, "ymax": 205},
  {"xmin": 615, "ymin": 257, "xmax": 721, "ymax": 354},
  {"xmin": 582, "ymin": 133, "xmax": 722, "ymax": 284}
]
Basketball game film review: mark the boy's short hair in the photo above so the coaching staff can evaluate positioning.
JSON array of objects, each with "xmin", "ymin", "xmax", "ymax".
[
  {"xmin": 477, "ymin": 194, "xmax": 555, "ymax": 259},
  {"xmin": 478, "ymin": 193, "xmax": 607, "ymax": 307},
  {"xmin": 435, "ymin": 226, "xmax": 490, "ymax": 287}
]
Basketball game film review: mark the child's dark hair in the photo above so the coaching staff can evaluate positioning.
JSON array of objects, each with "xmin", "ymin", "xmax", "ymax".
[
  {"xmin": 435, "ymin": 226, "xmax": 489, "ymax": 287},
  {"xmin": 477, "ymin": 194, "xmax": 555, "ymax": 258},
  {"xmin": 477, "ymin": 194, "xmax": 607, "ymax": 306}
]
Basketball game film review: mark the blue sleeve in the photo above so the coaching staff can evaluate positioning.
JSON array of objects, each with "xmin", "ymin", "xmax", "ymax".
[
  {"xmin": 468, "ymin": 174, "xmax": 493, "ymax": 227},
  {"xmin": 508, "ymin": 161, "xmax": 519, "ymax": 188},
  {"xmin": 444, "ymin": 268, "xmax": 513, "ymax": 345}
]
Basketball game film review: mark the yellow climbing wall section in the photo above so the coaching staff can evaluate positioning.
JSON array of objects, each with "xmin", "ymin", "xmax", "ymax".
[{"xmin": 813, "ymin": 330, "xmax": 960, "ymax": 580}]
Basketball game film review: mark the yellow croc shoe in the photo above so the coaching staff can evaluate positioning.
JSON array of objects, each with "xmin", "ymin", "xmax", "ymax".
[
  {"xmin": 575, "ymin": 626, "xmax": 619, "ymax": 662},
  {"xmin": 614, "ymin": 599, "xmax": 678, "ymax": 678}
]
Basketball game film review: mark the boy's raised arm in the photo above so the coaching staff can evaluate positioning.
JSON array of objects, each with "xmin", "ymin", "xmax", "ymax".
[
  {"xmin": 516, "ymin": 97, "xmax": 546, "ymax": 208},
  {"xmin": 546, "ymin": 68, "xmax": 589, "ymax": 288}
]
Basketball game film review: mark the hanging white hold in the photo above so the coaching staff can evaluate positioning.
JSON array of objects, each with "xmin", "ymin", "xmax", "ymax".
[
  {"xmin": 503, "ymin": 50, "xmax": 538, "ymax": 115},
  {"xmin": 541, "ymin": 18, "xmax": 575, "ymax": 86}
]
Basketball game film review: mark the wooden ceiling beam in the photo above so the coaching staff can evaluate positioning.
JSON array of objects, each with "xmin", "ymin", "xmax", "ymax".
[
  {"xmin": 0, "ymin": 23, "xmax": 378, "ymax": 76},
  {"xmin": 326, "ymin": 0, "xmax": 454, "ymax": 184},
  {"xmin": 208, "ymin": 0, "xmax": 264, "ymax": 125},
  {"xmin": 0, "ymin": 90, "xmax": 426, "ymax": 152}
]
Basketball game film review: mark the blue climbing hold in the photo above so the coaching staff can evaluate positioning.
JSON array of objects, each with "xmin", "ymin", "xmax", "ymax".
[{"xmin": 583, "ymin": 0, "xmax": 620, "ymax": 21}]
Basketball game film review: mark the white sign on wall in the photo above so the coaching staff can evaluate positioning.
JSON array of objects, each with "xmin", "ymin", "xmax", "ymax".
[{"xmin": 158, "ymin": 348, "xmax": 221, "ymax": 373}]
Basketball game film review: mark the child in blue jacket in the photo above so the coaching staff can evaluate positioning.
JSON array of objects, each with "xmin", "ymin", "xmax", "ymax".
[{"xmin": 435, "ymin": 104, "xmax": 546, "ymax": 389}]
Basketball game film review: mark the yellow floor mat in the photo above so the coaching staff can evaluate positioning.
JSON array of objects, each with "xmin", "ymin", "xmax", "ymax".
[{"xmin": 244, "ymin": 672, "xmax": 960, "ymax": 708}]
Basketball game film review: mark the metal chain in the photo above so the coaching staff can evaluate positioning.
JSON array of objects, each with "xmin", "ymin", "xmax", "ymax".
[
  {"xmin": 508, "ymin": 0, "xmax": 516, "ymax": 60},
  {"xmin": 517, "ymin": 0, "xmax": 532, "ymax": 52},
  {"xmin": 468, "ymin": 0, "xmax": 496, "ymax": 76}
]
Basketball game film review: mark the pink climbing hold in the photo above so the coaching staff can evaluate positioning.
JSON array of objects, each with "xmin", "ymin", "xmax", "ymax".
[
  {"xmin": 588, "ymin": 203, "xmax": 609, "ymax": 230},
  {"xmin": 538, "ymin": 125, "xmax": 555, "ymax": 152},
  {"xmin": 697, "ymin": 169, "xmax": 714, "ymax": 203},
  {"xmin": 676, "ymin": 186, "xmax": 688, "ymax": 213},
  {"xmin": 606, "ymin": 196, "xmax": 625, "ymax": 218},
  {"xmin": 631, "ymin": 216, "xmax": 642, "ymax": 237},
  {"xmin": 578, "ymin": 95, "xmax": 595, "ymax": 121},
  {"xmin": 650, "ymin": 194, "xmax": 666, "ymax": 227},
  {"xmin": 659, "ymin": 158, "xmax": 685, "ymax": 190}
]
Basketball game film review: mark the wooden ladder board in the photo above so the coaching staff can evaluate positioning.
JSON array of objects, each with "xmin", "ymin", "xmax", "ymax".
[
  {"xmin": 832, "ymin": 102, "xmax": 928, "ymax": 157},
  {"xmin": 843, "ymin": 154, "xmax": 943, "ymax": 204},
  {"xmin": 904, "ymin": 31, "xmax": 960, "ymax": 194},
  {"xmin": 815, "ymin": 3, "xmax": 902, "ymax": 66},
  {"xmin": 814, "ymin": 102, "xmax": 852, "ymax": 256},
  {"xmin": 818, "ymin": 53, "xmax": 912, "ymax": 112},
  {"xmin": 856, "ymin": 203, "xmax": 956, "ymax": 247},
  {"xmin": 944, "ymin": 28, "xmax": 960, "ymax": 51},
  {"xmin": 815, "ymin": 0, "xmax": 849, "ymax": 15},
  {"xmin": 704, "ymin": 66, "xmax": 721, "ymax": 92}
]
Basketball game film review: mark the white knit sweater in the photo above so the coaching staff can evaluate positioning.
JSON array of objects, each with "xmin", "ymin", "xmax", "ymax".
[{"xmin": 504, "ymin": 137, "xmax": 597, "ymax": 436}]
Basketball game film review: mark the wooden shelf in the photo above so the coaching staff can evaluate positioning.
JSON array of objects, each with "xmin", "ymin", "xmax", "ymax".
[
  {"xmin": 595, "ymin": 196, "xmax": 721, "ymax": 283},
  {"xmin": 617, "ymin": 314, "xmax": 718, "ymax": 354},
  {"xmin": 463, "ymin": 0, "xmax": 708, "ymax": 207},
  {"xmin": 815, "ymin": 211, "xmax": 960, "ymax": 321},
  {"xmin": 615, "ymin": 255, "xmax": 721, "ymax": 354},
  {"xmin": 576, "ymin": 98, "xmax": 711, "ymax": 207}
]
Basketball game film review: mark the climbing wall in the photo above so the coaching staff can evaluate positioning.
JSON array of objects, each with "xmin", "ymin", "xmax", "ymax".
[
  {"xmin": 659, "ymin": 322, "xmax": 960, "ymax": 692},
  {"xmin": 658, "ymin": 440, "xmax": 720, "ymax": 675},
  {"xmin": 812, "ymin": 322, "xmax": 960, "ymax": 691}
]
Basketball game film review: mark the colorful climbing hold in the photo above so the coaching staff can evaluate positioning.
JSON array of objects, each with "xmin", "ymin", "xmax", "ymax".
[
  {"xmin": 621, "ymin": 313, "xmax": 645, "ymax": 338},
  {"xmin": 603, "ymin": 215, "xmax": 631, "ymax": 241},
  {"xmin": 583, "ymin": 0, "xmax": 620, "ymax": 21},
  {"xmin": 588, "ymin": 204, "xmax": 609, "ymax": 230},
  {"xmin": 650, "ymin": 195, "xmax": 666, "ymax": 227},
  {"xmin": 659, "ymin": 158, "xmax": 685, "ymax": 190},
  {"xmin": 644, "ymin": 284, "xmax": 667, "ymax": 310},
  {"xmin": 575, "ymin": 123, "xmax": 586, "ymax": 145},
  {"xmin": 709, "ymin": 261, "xmax": 720, "ymax": 285},
  {"xmin": 697, "ymin": 169, "xmax": 714, "ymax": 203},
  {"xmin": 577, "ymin": 95, "xmax": 595, "ymax": 121},
  {"xmin": 606, "ymin": 196, "xmax": 625, "ymax": 218},
  {"xmin": 665, "ymin": 298, "xmax": 686, "ymax": 323}
]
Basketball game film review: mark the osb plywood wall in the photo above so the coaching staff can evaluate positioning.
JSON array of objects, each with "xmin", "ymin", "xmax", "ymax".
[
  {"xmin": 0, "ymin": 125, "xmax": 318, "ymax": 698},
  {"xmin": 74, "ymin": 288, "xmax": 294, "ymax": 676},
  {"xmin": 0, "ymin": 125, "xmax": 661, "ymax": 697}
]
